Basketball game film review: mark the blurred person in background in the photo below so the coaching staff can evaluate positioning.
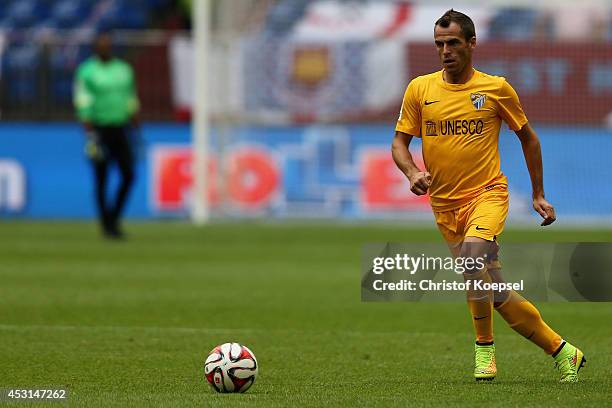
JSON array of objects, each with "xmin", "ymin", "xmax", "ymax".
[{"xmin": 74, "ymin": 32, "xmax": 140, "ymax": 239}]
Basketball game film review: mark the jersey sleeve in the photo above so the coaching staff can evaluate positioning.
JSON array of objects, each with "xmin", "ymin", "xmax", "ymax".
[
  {"xmin": 395, "ymin": 79, "xmax": 421, "ymax": 137},
  {"xmin": 497, "ymin": 79, "xmax": 528, "ymax": 131},
  {"xmin": 73, "ymin": 64, "xmax": 94, "ymax": 122},
  {"xmin": 125, "ymin": 64, "xmax": 140, "ymax": 115}
]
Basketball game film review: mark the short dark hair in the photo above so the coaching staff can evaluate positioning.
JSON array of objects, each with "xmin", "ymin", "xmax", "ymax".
[{"xmin": 435, "ymin": 9, "xmax": 475, "ymax": 41}]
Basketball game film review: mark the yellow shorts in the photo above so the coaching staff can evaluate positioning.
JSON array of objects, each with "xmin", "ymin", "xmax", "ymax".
[{"xmin": 433, "ymin": 185, "xmax": 509, "ymax": 244}]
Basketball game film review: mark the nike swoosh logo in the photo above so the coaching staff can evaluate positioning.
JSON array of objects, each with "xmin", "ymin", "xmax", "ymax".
[
  {"xmin": 475, "ymin": 226, "xmax": 489, "ymax": 231},
  {"xmin": 424, "ymin": 100, "xmax": 440, "ymax": 105}
]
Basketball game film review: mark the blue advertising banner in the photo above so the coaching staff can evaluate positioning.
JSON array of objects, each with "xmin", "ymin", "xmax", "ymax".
[{"xmin": 0, "ymin": 123, "xmax": 610, "ymax": 222}]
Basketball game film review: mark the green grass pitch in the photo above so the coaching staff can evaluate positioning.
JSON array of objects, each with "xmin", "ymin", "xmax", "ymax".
[{"xmin": 1, "ymin": 222, "xmax": 611, "ymax": 406}]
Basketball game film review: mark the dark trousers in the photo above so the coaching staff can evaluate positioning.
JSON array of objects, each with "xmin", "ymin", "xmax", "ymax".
[{"xmin": 91, "ymin": 125, "xmax": 135, "ymax": 233}]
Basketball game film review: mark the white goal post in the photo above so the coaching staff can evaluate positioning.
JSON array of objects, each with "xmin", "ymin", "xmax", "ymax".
[{"xmin": 191, "ymin": 0, "xmax": 212, "ymax": 225}]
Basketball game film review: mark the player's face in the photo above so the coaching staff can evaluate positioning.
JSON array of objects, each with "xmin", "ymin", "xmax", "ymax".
[
  {"xmin": 434, "ymin": 22, "xmax": 475, "ymax": 76},
  {"xmin": 94, "ymin": 34, "xmax": 113, "ymax": 61}
]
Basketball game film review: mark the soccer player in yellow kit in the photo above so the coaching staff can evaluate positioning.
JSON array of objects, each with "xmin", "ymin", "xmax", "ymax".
[{"xmin": 392, "ymin": 9, "xmax": 585, "ymax": 382}]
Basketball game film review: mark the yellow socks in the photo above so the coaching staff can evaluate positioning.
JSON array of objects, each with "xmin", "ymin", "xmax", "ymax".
[
  {"xmin": 466, "ymin": 267, "xmax": 494, "ymax": 344},
  {"xmin": 494, "ymin": 290, "xmax": 563, "ymax": 354},
  {"xmin": 464, "ymin": 259, "xmax": 563, "ymax": 354}
]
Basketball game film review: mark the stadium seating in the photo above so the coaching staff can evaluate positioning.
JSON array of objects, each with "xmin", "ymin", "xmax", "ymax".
[
  {"xmin": 96, "ymin": 0, "xmax": 150, "ymax": 31},
  {"xmin": 50, "ymin": 0, "xmax": 91, "ymax": 30},
  {"xmin": 2, "ymin": 0, "xmax": 49, "ymax": 29},
  {"xmin": 0, "ymin": 0, "xmax": 168, "ymax": 106},
  {"xmin": 2, "ymin": 44, "xmax": 42, "ymax": 103},
  {"xmin": 0, "ymin": 0, "xmax": 160, "ymax": 32}
]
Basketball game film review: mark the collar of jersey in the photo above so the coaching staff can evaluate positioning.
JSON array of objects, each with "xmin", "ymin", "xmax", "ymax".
[
  {"xmin": 93, "ymin": 56, "xmax": 118, "ymax": 65},
  {"xmin": 437, "ymin": 68, "xmax": 479, "ymax": 91}
]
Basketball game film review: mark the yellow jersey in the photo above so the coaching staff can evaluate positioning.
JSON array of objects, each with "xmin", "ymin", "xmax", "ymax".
[{"xmin": 395, "ymin": 69, "xmax": 528, "ymax": 211}]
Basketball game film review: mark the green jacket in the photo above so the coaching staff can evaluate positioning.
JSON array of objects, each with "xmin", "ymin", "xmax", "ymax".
[{"xmin": 74, "ymin": 57, "xmax": 139, "ymax": 126}]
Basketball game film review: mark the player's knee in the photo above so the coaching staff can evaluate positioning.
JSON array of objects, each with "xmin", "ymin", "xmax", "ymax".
[
  {"xmin": 461, "ymin": 241, "xmax": 499, "ymax": 270},
  {"xmin": 460, "ymin": 258, "xmax": 486, "ymax": 279},
  {"xmin": 459, "ymin": 243, "xmax": 487, "ymax": 278}
]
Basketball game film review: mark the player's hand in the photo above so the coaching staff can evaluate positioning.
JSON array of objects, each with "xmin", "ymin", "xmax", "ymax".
[
  {"xmin": 533, "ymin": 196, "xmax": 556, "ymax": 226},
  {"xmin": 408, "ymin": 171, "xmax": 432, "ymax": 196},
  {"xmin": 85, "ymin": 139, "xmax": 105, "ymax": 161},
  {"xmin": 84, "ymin": 129, "xmax": 105, "ymax": 162}
]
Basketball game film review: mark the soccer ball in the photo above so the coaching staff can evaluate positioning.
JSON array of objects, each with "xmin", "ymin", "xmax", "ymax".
[{"xmin": 204, "ymin": 342, "xmax": 258, "ymax": 393}]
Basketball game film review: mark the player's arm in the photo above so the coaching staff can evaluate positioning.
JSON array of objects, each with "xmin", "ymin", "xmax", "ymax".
[
  {"xmin": 73, "ymin": 65, "xmax": 94, "ymax": 131},
  {"xmin": 73, "ymin": 65, "xmax": 106, "ymax": 160},
  {"xmin": 393, "ymin": 79, "xmax": 431, "ymax": 195},
  {"xmin": 126, "ymin": 64, "xmax": 141, "ymax": 128},
  {"xmin": 392, "ymin": 131, "xmax": 431, "ymax": 195},
  {"xmin": 515, "ymin": 123, "xmax": 556, "ymax": 226}
]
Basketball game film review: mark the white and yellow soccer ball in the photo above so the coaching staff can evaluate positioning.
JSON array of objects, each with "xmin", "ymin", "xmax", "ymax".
[{"xmin": 204, "ymin": 342, "xmax": 258, "ymax": 393}]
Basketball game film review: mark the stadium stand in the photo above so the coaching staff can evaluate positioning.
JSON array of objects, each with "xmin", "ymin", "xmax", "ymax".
[
  {"xmin": 0, "ymin": 0, "xmax": 176, "ymax": 119},
  {"xmin": 2, "ymin": 44, "xmax": 41, "ymax": 104},
  {"xmin": 0, "ymin": 0, "xmax": 610, "ymax": 121},
  {"xmin": 0, "ymin": 0, "xmax": 172, "ymax": 32}
]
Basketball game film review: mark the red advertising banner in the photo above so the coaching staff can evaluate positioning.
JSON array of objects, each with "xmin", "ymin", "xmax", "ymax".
[
  {"xmin": 152, "ymin": 146, "xmax": 280, "ymax": 212},
  {"xmin": 150, "ymin": 144, "xmax": 431, "ymax": 216},
  {"xmin": 407, "ymin": 42, "xmax": 612, "ymax": 124}
]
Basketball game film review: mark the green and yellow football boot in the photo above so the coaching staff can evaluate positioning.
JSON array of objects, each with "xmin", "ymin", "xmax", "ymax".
[
  {"xmin": 474, "ymin": 343, "xmax": 497, "ymax": 381},
  {"xmin": 554, "ymin": 342, "xmax": 586, "ymax": 383}
]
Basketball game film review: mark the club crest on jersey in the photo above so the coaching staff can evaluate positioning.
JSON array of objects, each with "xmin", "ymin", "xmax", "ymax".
[{"xmin": 470, "ymin": 93, "xmax": 486, "ymax": 110}]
